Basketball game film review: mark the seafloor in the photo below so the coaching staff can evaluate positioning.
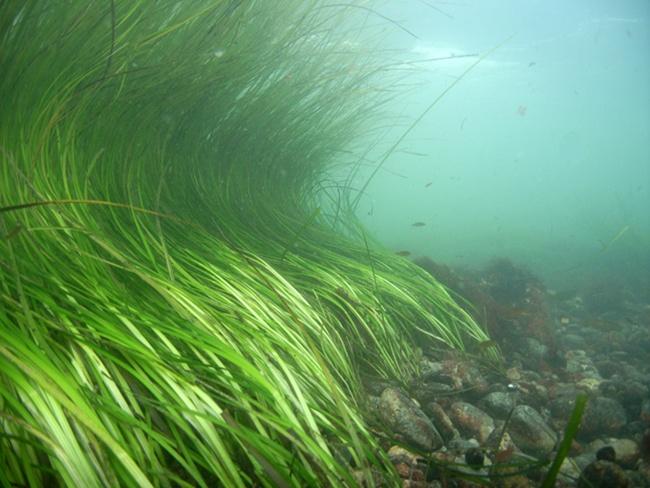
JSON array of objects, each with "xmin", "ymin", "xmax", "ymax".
[{"xmin": 362, "ymin": 256, "xmax": 650, "ymax": 487}]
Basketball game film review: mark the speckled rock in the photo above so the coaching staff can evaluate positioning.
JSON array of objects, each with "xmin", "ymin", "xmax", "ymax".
[
  {"xmin": 479, "ymin": 391, "xmax": 516, "ymax": 419},
  {"xmin": 448, "ymin": 402, "xmax": 495, "ymax": 444},
  {"xmin": 580, "ymin": 396, "xmax": 627, "ymax": 439},
  {"xmin": 379, "ymin": 388, "xmax": 444, "ymax": 451},
  {"xmin": 426, "ymin": 402, "xmax": 460, "ymax": 442},
  {"xmin": 507, "ymin": 405, "xmax": 556, "ymax": 457}
]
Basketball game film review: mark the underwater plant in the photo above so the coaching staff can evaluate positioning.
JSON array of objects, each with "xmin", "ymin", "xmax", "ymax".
[{"xmin": 1, "ymin": 1, "xmax": 491, "ymax": 486}]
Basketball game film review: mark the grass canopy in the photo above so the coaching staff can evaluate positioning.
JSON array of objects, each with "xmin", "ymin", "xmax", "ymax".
[{"xmin": 1, "ymin": 1, "xmax": 491, "ymax": 486}]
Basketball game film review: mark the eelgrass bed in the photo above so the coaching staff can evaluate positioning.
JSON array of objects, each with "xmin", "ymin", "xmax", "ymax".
[{"xmin": 0, "ymin": 2, "xmax": 491, "ymax": 486}]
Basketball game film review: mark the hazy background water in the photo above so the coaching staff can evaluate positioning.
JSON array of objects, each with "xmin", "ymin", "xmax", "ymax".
[{"xmin": 352, "ymin": 0, "xmax": 650, "ymax": 292}]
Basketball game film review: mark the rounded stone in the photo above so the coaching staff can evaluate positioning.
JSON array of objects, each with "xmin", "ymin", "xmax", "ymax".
[{"xmin": 507, "ymin": 405, "xmax": 556, "ymax": 457}]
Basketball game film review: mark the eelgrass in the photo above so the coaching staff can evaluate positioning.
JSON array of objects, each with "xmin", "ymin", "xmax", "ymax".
[
  {"xmin": 541, "ymin": 393, "xmax": 588, "ymax": 487},
  {"xmin": 1, "ymin": 1, "xmax": 491, "ymax": 486}
]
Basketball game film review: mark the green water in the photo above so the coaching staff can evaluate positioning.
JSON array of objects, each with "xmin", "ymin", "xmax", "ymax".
[{"xmin": 352, "ymin": 0, "xmax": 649, "ymax": 293}]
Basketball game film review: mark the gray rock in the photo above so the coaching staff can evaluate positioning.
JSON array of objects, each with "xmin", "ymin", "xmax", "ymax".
[
  {"xmin": 580, "ymin": 396, "xmax": 627, "ymax": 439},
  {"xmin": 507, "ymin": 405, "xmax": 557, "ymax": 457},
  {"xmin": 448, "ymin": 402, "xmax": 495, "ymax": 444},
  {"xmin": 378, "ymin": 388, "xmax": 443, "ymax": 451},
  {"xmin": 479, "ymin": 391, "xmax": 516, "ymax": 419}
]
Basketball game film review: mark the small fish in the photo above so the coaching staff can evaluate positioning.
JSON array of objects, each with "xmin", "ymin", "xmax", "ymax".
[
  {"xmin": 528, "ymin": 61, "xmax": 536, "ymax": 68},
  {"xmin": 411, "ymin": 222, "xmax": 426, "ymax": 227},
  {"xmin": 599, "ymin": 225, "xmax": 629, "ymax": 252},
  {"xmin": 395, "ymin": 250, "xmax": 411, "ymax": 257},
  {"xmin": 516, "ymin": 105, "xmax": 527, "ymax": 116},
  {"xmin": 424, "ymin": 182, "xmax": 433, "ymax": 188}
]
